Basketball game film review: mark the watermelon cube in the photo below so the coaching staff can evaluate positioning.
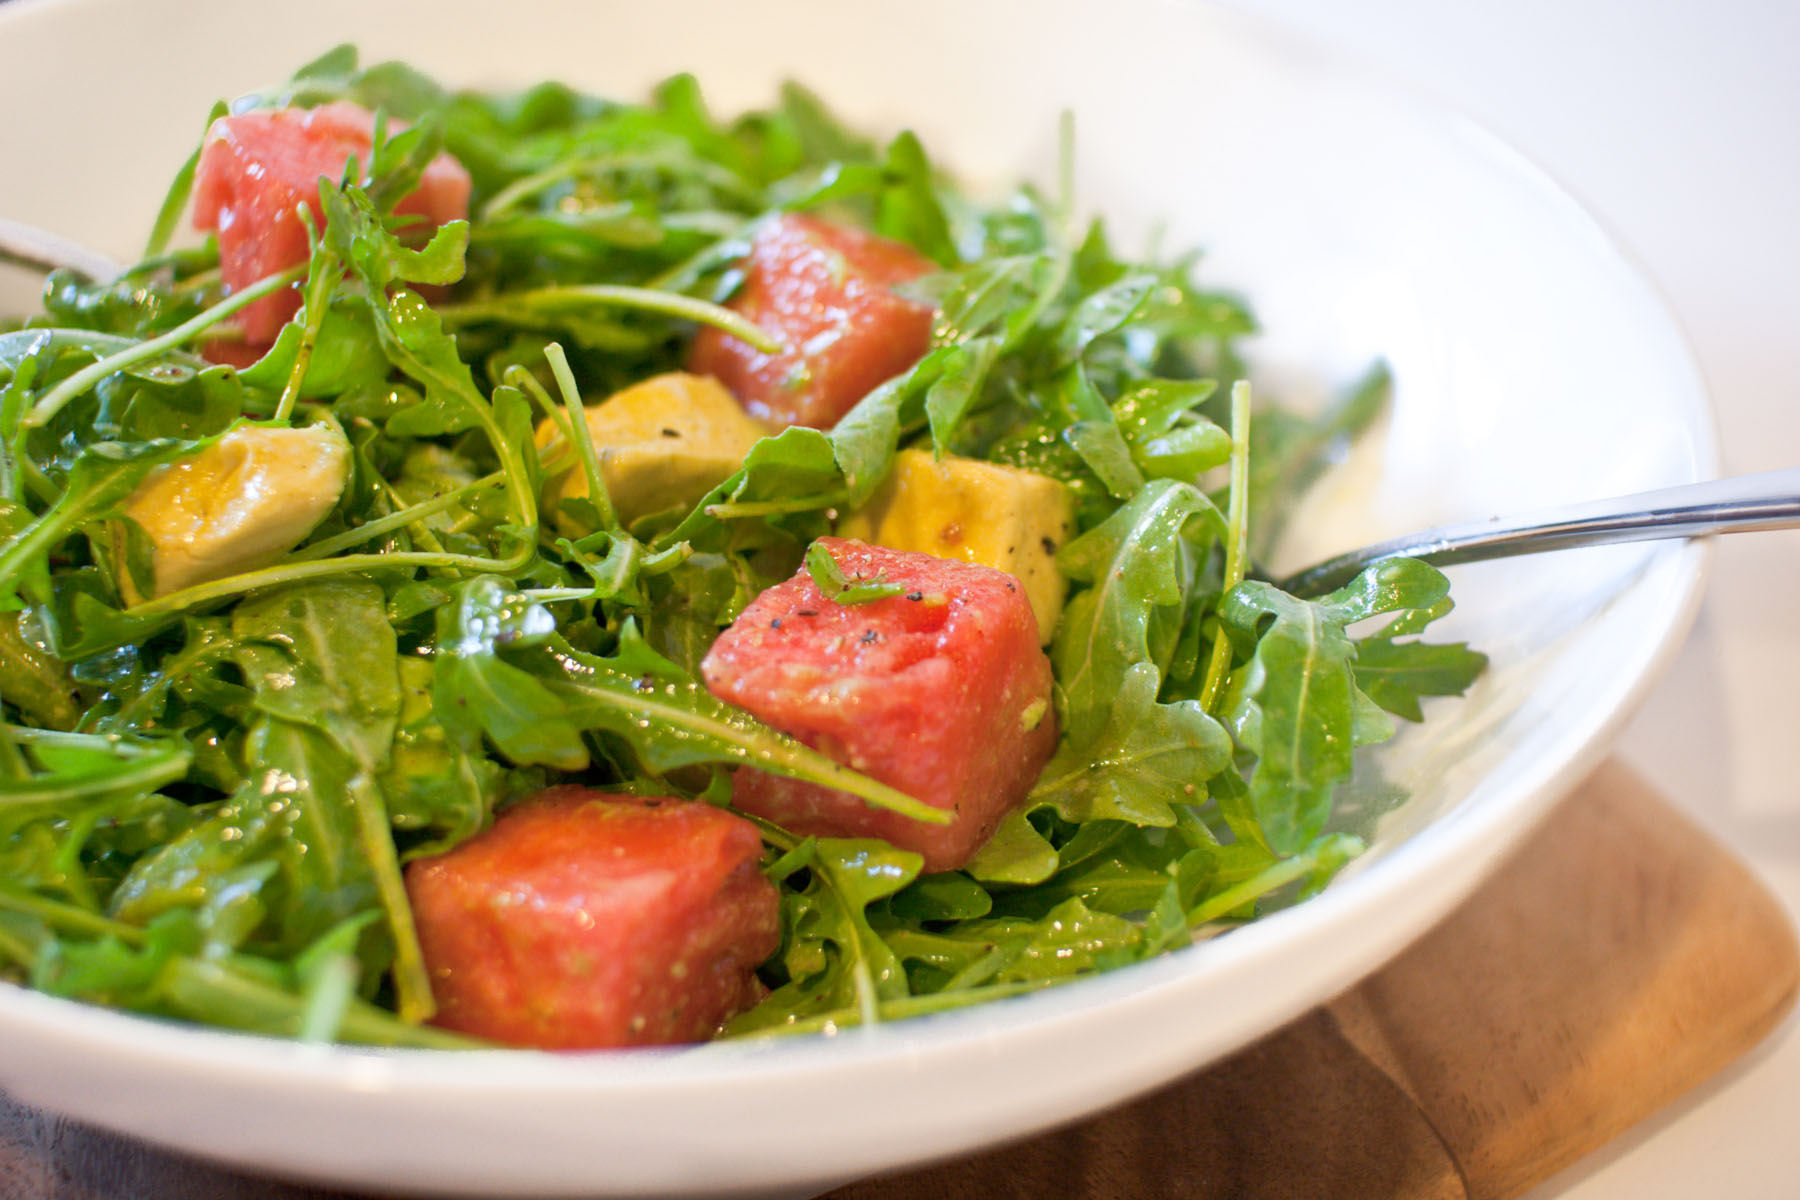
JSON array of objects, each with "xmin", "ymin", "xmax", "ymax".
[
  {"xmin": 688, "ymin": 214, "xmax": 936, "ymax": 430},
  {"xmin": 192, "ymin": 101, "xmax": 471, "ymax": 344},
  {"xmin": 405, "ymin": 788, "xmax": 778, "ymax": 1049},
  {"xmin": 701, "ymin": 538, "xmax": 1058, "ymax": 873}
]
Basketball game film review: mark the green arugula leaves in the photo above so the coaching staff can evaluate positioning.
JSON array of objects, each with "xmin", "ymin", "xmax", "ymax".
[
  {"xmin": 802, "ymin": 541, "xmax": 906, "ymax": 605},
  {"xmin": 0, "ymin": 49, "xmax": 1487, "ymax": 1045}
]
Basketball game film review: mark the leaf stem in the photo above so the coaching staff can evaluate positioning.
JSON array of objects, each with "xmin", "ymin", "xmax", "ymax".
[
  {"xmin": 0, "ymin": 920, "xmax": 37, "ymax": 967},
  {"xmin": 0, "ymin": 884, "xmax": 144, "ymax": 945},
  {"xmin": 551, "ymin": 673, "xmax": 950, "ymax": 826},
  {"xmin": 159, "ymin": 958, "xmax": 484, "ymax": 1049},
  {"xmin": 1184, "ymin": 838, "xmax": 1332, "ymax": 927},
  {"xmin": 0, "ymin": 730, "xmax": 191, "ymax": 807},
  {"xmin": 23, "ymin": 265, "xmax": 305, "ymax": 430},
  {"xmin": 296, "ymin": 953, "xmax": 358, "ymax": 1043},
  {"xmin": 0, "ymin": 356, "xmax": 35, "ymax": 504},
  {"xmin": 345, "ymin": 774, "xmax": 435, "ymax": 1024},
  {"xmin": 0, "ymin": 721, "xmax": 28, "ymax": 782},
  {"xmin": 370, "ymin": 473, "xmax": 451, "ymax": 557},
  {"xmin": 291, "ymin": 472, "xmax": 504, "ymax": 562},
  {"xmin": 123, "ymin": 542, "xmax": 535, "ymax": 623},
  {"xmin": 437, "ymin": 284, "xmax": 782, "ymax": 354},
  {"xmin": 732, "ymin": 978, "xmax": 1058, "ymax": 1039},
  {"xmin": 1200, "ymin": 381, "xmax": 1253, "ymax": 712},
  {"xmin": 704, "ymin": 491, "xmax": 846, "ymax": 520},
  {"xmin": 274, "ymin": 216, "xmax": 339, "ymax": 423},
  {"xmin": 143, "ymin": 100, "xmax": 226, "ymax": 259},
  {"xmin": 517, "ymin": 587, "xmax": 597, "ymax": 603},
  {"xmin": 480, "ymin": 149, "xmax": 757, "ymax": 218},
  {"xmin": 543, "ymin": 342, "xmax": 618, "ymax": 531}
]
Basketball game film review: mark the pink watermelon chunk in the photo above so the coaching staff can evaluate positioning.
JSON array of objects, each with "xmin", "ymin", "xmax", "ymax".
[
  {"xmin": 701, "ymin": 538, "xmax": 1058, "ymax": 873},
  {"xmin": 405, "ymin": 788, "xmax": 779, "ymax": 1049},
  {"xmin": 192, "ymin": 101, "xmax": 471, "ymax": 344},
  {"xmin": 687, "ymin": 214, "xmax": 936, "ymax": 430}
]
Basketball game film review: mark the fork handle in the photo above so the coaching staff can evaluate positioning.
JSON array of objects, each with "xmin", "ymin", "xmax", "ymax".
[
  {"xmin": 1278, "ymin": 466, "xmax": 1800, "ymax": 596},
  {"xmin": 0, "ymin": 217, "xmax": 123, "ymax": 283}
]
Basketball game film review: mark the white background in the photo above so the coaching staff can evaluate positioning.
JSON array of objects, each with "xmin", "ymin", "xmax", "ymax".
[{"xmin": 1230, "ymin": 1, "xmax": 1800, "ymax": 1195}]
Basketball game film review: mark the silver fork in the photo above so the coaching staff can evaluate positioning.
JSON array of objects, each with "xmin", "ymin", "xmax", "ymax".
[
  {"xmin": 0, "ymin": 217, "xmax": 123, "ymax": 284},
  {"xmin": 1277, "ymin": 467, "xmax": 1800, "ymax": 596}
]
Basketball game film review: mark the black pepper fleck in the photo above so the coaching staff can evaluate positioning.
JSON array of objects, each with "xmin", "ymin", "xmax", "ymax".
[
  {"xmin": 770, "ymin": 617, "xmax": 783, "ymax": 629},
  {"xmin": 905, "ymin": 591, "xmax": 924, "ymax": 602},
  {"xmin": 660, "ymin": 427, "xmax": 681, "ymax": 438},
  {"xmin": 796, "ymin": 609, "xmax": 819, "ymax": 617},
  {"xmin": 1040, "ymin": 537, "xmax": 1056, "ymax": 555},
  {"xmin": 859, "ymin": 629, "xmax": 880, "ymax": 644}
]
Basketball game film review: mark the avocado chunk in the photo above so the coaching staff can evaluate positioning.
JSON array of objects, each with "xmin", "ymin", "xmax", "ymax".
[
  {"xmin": 836, "ymin": 449, "xmax": 1075, "ymax": 643},
  {"xmin": 535, "ymin": 371, "xmax": 766, "ymax": 534},
  {"xmin": 114, "ymin": 422, "xmax": 350, "ymax": 603}
]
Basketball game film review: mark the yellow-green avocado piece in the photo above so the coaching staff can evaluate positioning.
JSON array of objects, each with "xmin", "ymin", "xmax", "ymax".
[
  {"xmin": 836, "ymin": 449, "xmax": 1075, "ymax": 643},
  {"xmin": 535, "ymin": 371, "xmax": 766, "ymax": 533},
  {"xmin": 114, "ymin": 422, "xmax": 350, "ymax": 604}
]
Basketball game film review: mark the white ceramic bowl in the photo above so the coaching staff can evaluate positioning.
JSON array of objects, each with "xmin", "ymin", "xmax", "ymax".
[{"xmin": 0, "ymin": 0, "xmax": 1711, "ymax": 1195}]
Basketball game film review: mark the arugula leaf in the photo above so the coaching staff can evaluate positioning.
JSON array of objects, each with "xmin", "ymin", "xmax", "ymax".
[
  {"xmin": 986, "ymin": 898, "xmax": 1142, "ymax": 982},
  {"xmin": 962, "ymin": 808, "xmax": 1059, "ymax": 885},
  {"xmin": 1053, "ymin": 272, "xmax": 1157, "ymax": 366},
  {"xmin": 1353, "ymin": 598, "xmax": 1488, "ymax": 722},
  {"xmin": 830, "ymin": 366, "xmax": 922, "ymax": 507},
  {"xmin": 432, "ymin": 578, "xmax": 592, "ymax": 771},
  {"xmin": 661, "ymin": 424, "xmax": 841, "ymax": 551},
  {"xmin": 0, "ymin": 437, "xmax": 208, "ymax": 611},
  {"xmin": 236, "ymin": 293, "xmax": 388, "ymax": 401},
  {"xmin": 1056, "ymin": 364, "xmax": 1145, "ymax": 499},
  {"xmin": 107, "ymin": 580, "xmax": 434, "ymax": 1021},
  {"xmin": 434, "ymin": 579, "xmax": 947, "ymax": 824},
  {"xmin": 885, "ymin": 871, "xmax": 992, "ymax": 922},
  {"xmin": 729, "ymin": 834, "xmax": 921, "ymax": 1033},
  {"xmin": 1217, "ymin": 559, "xmax": 1462, "ymax": 854},
  {"xmin": 638, "ymin": 552, "xmax": 742, "ymax": 676},
  {"xmin": 29, "ymin": 903, "xmax": 478, "ymax": 1047},
  {"xmin": 231, "ymin": 580, "xmax": 432, "ymax": 1020},
  {"xmin": 1016, "ymin": 840, "xmax": 1200, "ymax": 928},
  {"xmin": 0, "ymin": 726, "xmax": 191, "ymax": 809},
  {"xmin": 804, "ymin": 540, "xmax": 906, "ymax": 605},
  {"xmin": 1217, "ymin": 587, "xmax": 1357, "ymax": 855},
  {"xmin": 923, "ymin": 336, "xmax": 1000, "ymax": 454},
  {"xmin": 1028, "ymin": 661, "xmax": 1231, "ymax": 827},
  {"xmin": 882, "ymin": 896, "xmax": 1142, "ymax": 991},
  {"xmin": 1186, "ymin": 832, "xmax": 1363, "ymax": 926},
  {"xmin": 0, "ymin": 612, "xmax": 79, "ymax": 730},
  {"xmin": 1112, "ymin": 378, "xmax": 1230, "ymax": 481},
  {"xmin": 381, "ymin": 656, "xmax": 503, "ymax": 856},
  {"xmin": 0, "ymin": 58, "xmax": 1486, "ymax": 1046},
  {"xmin": 875, "ymin": 131, "xmax": 957, "ymax": 267},
  {"xmin": 1052, "ymin": 480, "xmax": 1220, "ymax": 747},
  {"xmin": 319, "ymin": 181, "xmax": 535, "ymax": 541},
  {"xmin": 37, "ymin": 269, "xmax": 213, "ymax": 343}
]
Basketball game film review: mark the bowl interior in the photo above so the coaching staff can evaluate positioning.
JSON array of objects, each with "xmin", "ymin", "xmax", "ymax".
[{"xmin": 0, "ymin": 1, "xmax": 1710, "ymax": 1196}]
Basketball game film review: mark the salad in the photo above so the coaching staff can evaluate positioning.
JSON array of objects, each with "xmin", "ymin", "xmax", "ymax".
[{"xmin": 0, "ymin": 48, "xmax": 1485, "ymax": 1050}]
